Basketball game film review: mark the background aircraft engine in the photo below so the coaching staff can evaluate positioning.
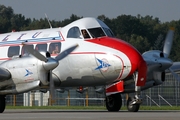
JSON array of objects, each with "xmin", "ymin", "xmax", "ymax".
[
  {"xmin": 143, "ymin": 50, "xmax": 172, "ymax": 85},
  {"xmin": 143, "ymin": 28, "xmax": 180, "ymax": 84}
]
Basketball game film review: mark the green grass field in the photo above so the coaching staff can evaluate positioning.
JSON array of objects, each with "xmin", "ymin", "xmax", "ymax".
[{"xmin": 6, "ymin": 106, "xmax": 180, "ymax": 110}]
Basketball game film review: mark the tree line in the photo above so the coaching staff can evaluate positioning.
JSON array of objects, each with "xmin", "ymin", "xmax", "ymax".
[{"xmin": 0, "ymin": 5, "xmax": 180, "ymax": 61}]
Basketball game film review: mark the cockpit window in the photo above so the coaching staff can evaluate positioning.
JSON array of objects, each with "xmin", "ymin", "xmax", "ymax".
[
  {"xmin": 67, "ymin": 26, "xmax": 81, "ymax": 38},
  {"xmin": 81, "ymin": 29, "xmax": 90, "ymax": 39},
  {"xmin": 103, "ymin": 27, "xmax": 115, "ymax": 37},
  {"xmin": 88, "ymin": 27, "xmax": 106, "ymax": 38}
]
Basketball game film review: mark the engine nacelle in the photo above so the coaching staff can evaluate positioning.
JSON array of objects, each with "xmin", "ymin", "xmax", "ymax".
[
  {"xmin": 153, "ymin": 71, "xmax": 165, "ymax": 85},
  {"xmin": 142, "ymin": 50, "xmax": 163, "ymax": 62},
  {"xmin": 143, "ymin": 50, "xmax": 172, "ymax": 71},
  {"xmin": 0, "ymin": 56, "xmax": 49, "ymax": 88}
]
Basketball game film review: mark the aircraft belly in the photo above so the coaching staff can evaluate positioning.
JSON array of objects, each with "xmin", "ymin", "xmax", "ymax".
[
  {"xmin": 53, "ymin": 53, "xmax": 128, "ymax": 87},
  {"xmin": 53, "ymin": 54, "xmax": 106, "ymax": 87}
]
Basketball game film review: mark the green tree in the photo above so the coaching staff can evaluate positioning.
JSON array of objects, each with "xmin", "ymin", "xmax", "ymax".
[
  {"xmin": 129, "ymin": 34, "xmax": 150, "ymax": 53},
  {"xmin": 0, "ymin": 5, "xmax": 13, "ymax": 33}
]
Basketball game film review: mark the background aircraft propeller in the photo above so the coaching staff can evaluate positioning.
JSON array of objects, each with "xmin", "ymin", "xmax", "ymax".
[
  {"xmin": 160, "ymin": 28, "xmax": 180, "ymax": 81},
  {"xmin": 163, "ymin": 28, "xmax": 174, "ymax": 58},
  {"xmin": 163, "ymin": 28, "xmax": 180, "ymax": 81}
]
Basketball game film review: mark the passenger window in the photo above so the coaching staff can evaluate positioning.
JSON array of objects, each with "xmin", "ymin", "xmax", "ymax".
[
  {"xmin": 8, "ymin": 46, "xmax": 20, "ymax": 57},
  {"xmin": 35, "ymin": 44, "xmax": 47, "ymax": 52},
  {"xmin": 49, "ymin": 42, "xmax": 61, "ymax": 54},
  {"xmin": 67, "ymin": 26, "xmax": 81, "ymax": 38},
  {"xmin": 21, "ymin": 45, "xmax": 34, "ymax": 56},
  {"xmin": 81, "ymin": 29, "xmax": 90, "ymax": 39}
]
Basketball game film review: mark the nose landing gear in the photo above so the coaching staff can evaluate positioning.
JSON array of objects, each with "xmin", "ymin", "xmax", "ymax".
[{"xmin": 127, "ymin": 96, "xmax": 141, "ymax": 112}]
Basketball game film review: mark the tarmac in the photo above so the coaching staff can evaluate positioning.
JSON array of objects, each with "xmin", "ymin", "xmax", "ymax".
[{"xmin": 1, "ymin": 109, "xmax": 180, "ymax": 120}]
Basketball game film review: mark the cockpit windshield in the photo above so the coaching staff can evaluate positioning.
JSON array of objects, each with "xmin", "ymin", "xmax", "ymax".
[
  {"xmin": 102, "ymin": 27, "xmax": 115, "ymax": 37},
  {"xmin": 88, "ymin": 27, "xmax": 106, "ymax": 38},
  {"xmin": 88, "ymin": 27, "xmax": 115, "ymax": 38}
]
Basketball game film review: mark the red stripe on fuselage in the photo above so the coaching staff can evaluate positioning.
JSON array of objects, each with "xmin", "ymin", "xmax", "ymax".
[
  {"xmin": 113, "ymin": 54, "xmax": 124, "ymax": 80},
  {"xmin": 86, "ymin": 37, "xmax": 143, "ymax": 77},
  {"xmin": 0, "ymin": 39, "xmax": 64, "ymax": 47},
  {"xmin": 0, "ymin": 58, "xmax": 10, "ymax": 60}
]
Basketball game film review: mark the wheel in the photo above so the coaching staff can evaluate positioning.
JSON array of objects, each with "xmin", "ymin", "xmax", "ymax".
[
  {"xmin": 106, "ymin": 93, "xmax": 122, "ymax": 111},
  {"xmin": 127, "ymin": 97, "xmax": 140, "ymax": 112},
  {"xmin": 0, "ymin": 96, "xmax": 6, "ymax": 113}
]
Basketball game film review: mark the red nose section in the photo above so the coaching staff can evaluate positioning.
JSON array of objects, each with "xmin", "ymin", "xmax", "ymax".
[
  {"xmin": 87, "ymin": 37, "xmax": 147, "ymax": 86},
  {"xmin": 136, "ymin": 59, "xmax": 147, "ymax": 86}
]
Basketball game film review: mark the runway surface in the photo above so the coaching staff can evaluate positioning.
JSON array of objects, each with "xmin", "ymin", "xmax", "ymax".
[{"xmin": 1, "ymin": 109, "xmax": 180, "ymax": 120}]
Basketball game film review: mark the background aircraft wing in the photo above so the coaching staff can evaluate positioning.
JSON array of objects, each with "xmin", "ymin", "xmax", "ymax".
[
  {"xmin": 166, "ymin": 62, "xmax": 180, "ymax": 81},
  {"xmin": 167, "ymin": 62, "xmax": 180, "ymax": 72}
]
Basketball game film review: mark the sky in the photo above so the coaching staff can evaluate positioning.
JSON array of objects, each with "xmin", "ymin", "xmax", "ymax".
[{"xmin": 0, "ymin": 0, "xmax": 180, "ymax": 22}]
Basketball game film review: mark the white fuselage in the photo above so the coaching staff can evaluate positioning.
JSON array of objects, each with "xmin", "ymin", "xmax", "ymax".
[{"xmin": 0, "ymin": 18, "xmax": 144, "ymax": 93}]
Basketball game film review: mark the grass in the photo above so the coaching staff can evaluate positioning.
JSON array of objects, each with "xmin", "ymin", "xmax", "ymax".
[
  {"xmin": 6, "ymin": 106, "xmax": 106, "ymax": 110},
  {"xmin": 6, "ymin": 105, "xmax": 180, "ymax": 110}
]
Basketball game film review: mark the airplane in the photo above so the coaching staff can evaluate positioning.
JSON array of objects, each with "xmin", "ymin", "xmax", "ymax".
[{"xmin": 0, "ymin": 17, "xmax": 180, "ymax": 113}]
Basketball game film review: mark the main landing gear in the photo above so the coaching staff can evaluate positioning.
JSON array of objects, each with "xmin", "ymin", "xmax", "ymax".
[
  {"xmin": 0, "ymin": 95, "xmax": 6, "ymax": 113},
  {"xmin": 105, "ymin": 93, "xmax": 122, "ymax": 111},
  {"xmin": 105, "ymin": 93, "xmax": 142, "ymax": 112}
]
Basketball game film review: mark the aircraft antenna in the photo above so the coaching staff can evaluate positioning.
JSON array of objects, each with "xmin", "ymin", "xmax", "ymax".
[{"xmin": 45, "ymin": 13, "xmax": 52, "ymax": 29}]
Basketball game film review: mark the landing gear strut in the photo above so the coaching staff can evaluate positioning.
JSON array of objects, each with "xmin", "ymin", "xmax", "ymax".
[
  {"xmin": 126, "ymin": 72, "xmax": 143, "ymax": 112},
  {"xmin": 105, "ymin": 93, "xmax": 122, "ymax": 111},
  {"xmin": 126, "ymin": 86, "xmax": 142, "ymax": 112},
  {"xmin": 0, "ymin": 95, "xmax": 6, "ymax": 113}
]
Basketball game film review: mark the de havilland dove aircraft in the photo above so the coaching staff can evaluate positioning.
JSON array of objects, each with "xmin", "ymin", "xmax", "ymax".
[{"xmin": 0, "ymin": 17, "xmax": 179, "ymax": 113}]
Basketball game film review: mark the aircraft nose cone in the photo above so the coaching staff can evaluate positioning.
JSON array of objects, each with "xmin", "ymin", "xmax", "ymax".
[
  {"xmin": 113, "ymin": 38, "xmax": 147, "ymax": 86},
  {"xmin": 86, "ymin": 37, "xmax": 147, "ymax": 85}
]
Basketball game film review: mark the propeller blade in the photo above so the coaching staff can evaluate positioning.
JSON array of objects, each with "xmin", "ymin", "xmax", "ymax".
[
  {"xmin": 169, "ymin": 68, "xmax": 180, "ymax": 81},
  {"xmin": 55, "ymin": 44, "xmax": 78, "ymax": 61},
  {"xmin": 163, "ymin": 28, "xmax": 174, "ymax": 58},
  {"xmin": 24, "ymin": 45, "xmax": 47, "ymax": 62},
  {"xmin": 49, "ymin": 70, "xmax": 55, "ymax": 103}
]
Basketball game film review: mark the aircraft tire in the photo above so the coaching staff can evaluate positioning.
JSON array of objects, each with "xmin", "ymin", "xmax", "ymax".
[
  {"xmin": 0, "ymin": 95, "xmax": 6, "ymax": 113},
  {"xmin": 105, "ymin": 93, "xmax": 122, "ymax": 111},
  {"xmin": 127, "ymin": 97, "xmax": 140, "ymax": 112}
]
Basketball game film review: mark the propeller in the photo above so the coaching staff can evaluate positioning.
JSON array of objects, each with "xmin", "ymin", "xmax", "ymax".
[
  {"xmin": 23, "ymin": 43, "xmax": 79, "ymax": 101},
  {"xmin": 163, "ymin": 27, "xmax": 174, "ymax": 58},
  {"xmin": 23, "ymin": 45, "xmax": 48, "ymax": 62},
  {"xmin": 169, "ymin": 68, "xmax": 180, "ymax": 81},
  {"xmin": 160, "ymin": 28, "xmax": 180, "ymax": 81},
  {"xmin": 154, "ymin": 28, "xmax": 174, "ymax": 70}
]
